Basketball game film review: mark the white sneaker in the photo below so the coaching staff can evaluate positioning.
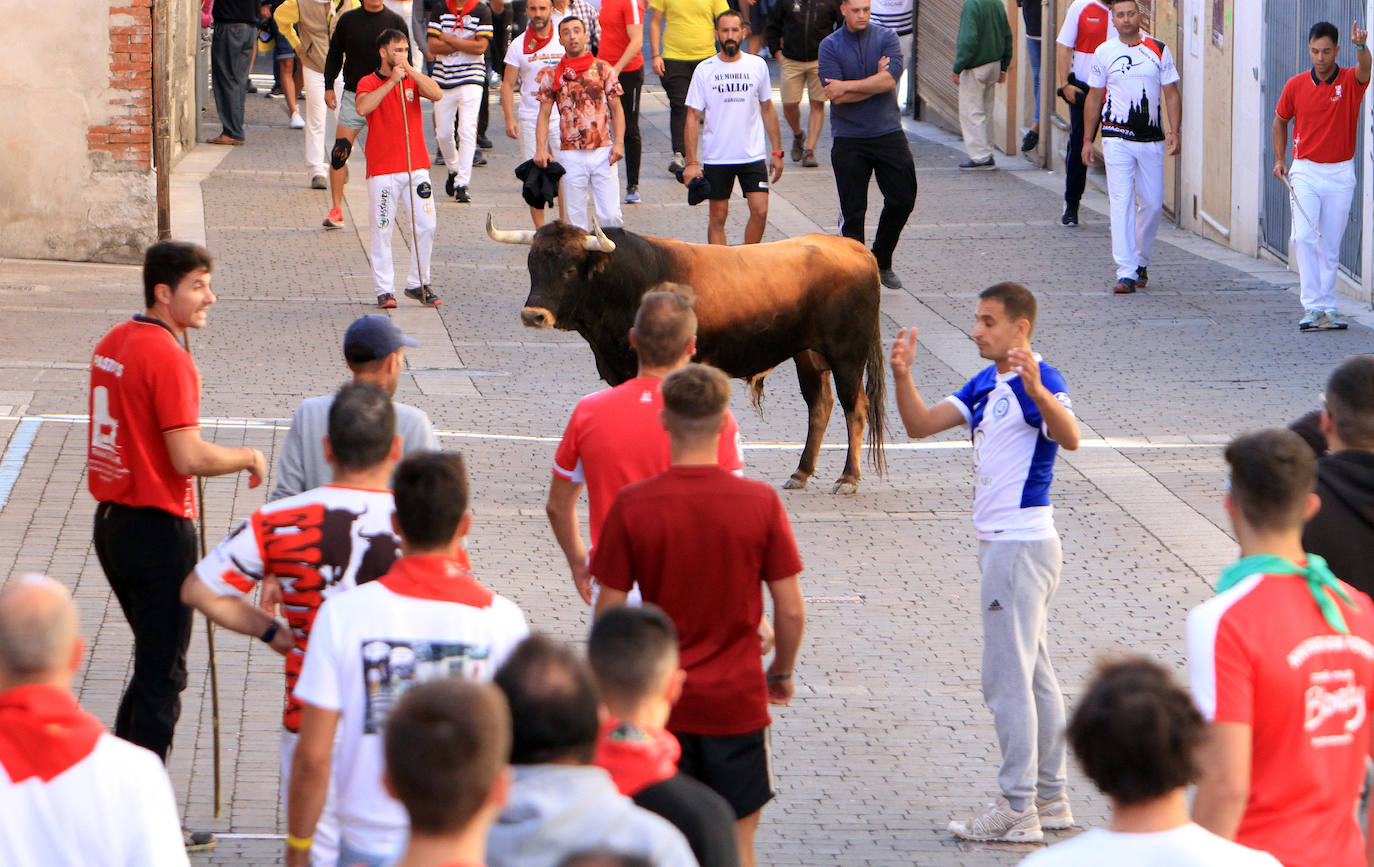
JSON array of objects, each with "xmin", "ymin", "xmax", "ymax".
[
  {"xmin": 1035, "ymin": 793, "xmax": 1074, "ymax": 830},
  {"xmin": 289, "ymin": 111, "xmax": 305, "ymax": 129},
  {"xmin": 948, "ymin": 798, "xmax": 1043, "ymax": 843}
]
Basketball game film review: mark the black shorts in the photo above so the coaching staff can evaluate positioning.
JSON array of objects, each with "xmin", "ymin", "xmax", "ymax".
[
  {"xmin": 674, "ymin": 727, "xmax": 775, "ymax": 818},
  {"xmin": 702, "ymin": 160, "xmax": 769, "ymax": 200}
]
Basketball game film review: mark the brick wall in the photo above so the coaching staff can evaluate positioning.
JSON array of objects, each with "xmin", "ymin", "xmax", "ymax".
[{"xmin": 90, "ymin": 0, "xmax": 154, "ymax": 168}]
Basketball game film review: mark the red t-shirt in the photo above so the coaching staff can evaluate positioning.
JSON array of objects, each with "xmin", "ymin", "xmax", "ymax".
[
  {"xmin": 1187, "ymin": 570, "xmax": 1374, "ymax": 867},
  {"xmin": 355, "ymin": 71, "xmax": 432, "ymax": 177},
  {"xmin": 597, "ymin": 0, "xmax": 644, "ymax": 72},
  {"xmin": 88, "ymin": 316, "xmax": 201, "ymax": 518},
  {"xmin": 1276, "ymin": 65, "xmax": 1370, "ymax": 163},
  {"xmin": 553, "ymin": 376, "xmax": 744, "ymax": 546},
  {"xmin": 591, "ymin": 465, "xmax": 803, "ymax": 735}
]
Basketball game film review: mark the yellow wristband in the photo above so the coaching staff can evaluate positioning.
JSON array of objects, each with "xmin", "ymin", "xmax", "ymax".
[{"xmin": 286, "ymin": 834, "xmax": 313, "ymax": 851}]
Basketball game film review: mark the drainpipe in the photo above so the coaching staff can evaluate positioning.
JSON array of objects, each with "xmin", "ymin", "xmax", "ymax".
[
  {"xmin": 909, "ymin": 0, "xmax": 920, "ymax": 117},
  {"xmin": 153, "ymin": 0, "xmax": 172, "ymax": 239},
  {"xmin": 1039, "ymin": 0, "xmax": 1055, "ymax": 169}
]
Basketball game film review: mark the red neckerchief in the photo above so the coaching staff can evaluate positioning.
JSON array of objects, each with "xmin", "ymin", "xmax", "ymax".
[
  {"xmin": 593, "ymin": 718, "xmax": 681, "ymax": 796},
  {"xmin": 447, "ymin": 0, "xmax": 481, "ymax": 17},
  {"xmin": 524, "ymin": 22, "xmax": 555, "ymax": 53},
  {"xmin": 0, "ymin": 684, "xmax": 107, "ymax": 783},
  {"xmin": 377, "ymin": 554, "xmax": 493, "ymax": 607},
  {"xmin": 552, "ymin": 52, "xmax": 596, "ymax": 90}
]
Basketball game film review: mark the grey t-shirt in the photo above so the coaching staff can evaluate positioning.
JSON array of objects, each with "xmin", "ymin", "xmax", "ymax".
[{"xmin": 269, "ymin": 394, "xmax": 439, "ymax": 501}]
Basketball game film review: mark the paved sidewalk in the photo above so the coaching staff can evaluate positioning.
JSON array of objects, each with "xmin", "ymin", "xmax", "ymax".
[{"xmin": 0, "ymin": 73, "xmax": 1369, "ymax": 866}]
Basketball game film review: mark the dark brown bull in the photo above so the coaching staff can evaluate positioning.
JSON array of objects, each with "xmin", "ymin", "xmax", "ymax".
[{"xmin": 487, "ymin": 215, "xmax": 886, "ymax": 493}]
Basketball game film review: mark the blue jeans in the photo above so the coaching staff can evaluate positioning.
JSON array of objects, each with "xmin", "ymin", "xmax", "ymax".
[
  {"xmin": 1026, "ymin": 36, "xmax": 1041, "ymax": 123},
  {"xmin": 211, "ymin": 21, "xmax": 256, "ymax": 140}
]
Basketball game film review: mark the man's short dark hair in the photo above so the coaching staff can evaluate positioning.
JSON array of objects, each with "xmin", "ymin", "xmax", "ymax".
[
  {"xmin": 1310, "ymin": 21, "xmax": 1340, "ymax": 44},
  {"xmin": 559, "ymin": 854, "xmax": 654, "ymax": 867},
  {"xmin": 588, "ymin": 605, "xmax": 678, "ymax": 707},
  {"xmin": 1067, "ymin": 657, "xmax": 1204, "ymax": 805},
  {"xmin": 494, "ymin": 635, "xmax": 600, "ymax": 765},
  {"xmin": 1225, "ymin": 428, "xmax": 1316, "ymax": 532},
  {"xmin": 393, "ymin": 451, "xmax": 470, "ymax": 548},
  {"xmin": 377, "ymin": 27, "xmax": 408, "ymax": 52},
  {"xmin": 143, "ymin": 241, "xmax": 213, "ymax": 308},
  {"xmin": 715, "ymin": 9, "xmax": 744, "ymax": 28},
  {"xmin": 328, "ymin": 383, "xmax": 396, "ymax": 472},
  {"xmin": 632, "ymin": 288, "xmax": 698, "ymax": 368},
  {"xmin": 1326, "ymin": 356, "xmax": 1374, "ymax": 449},
  {"xmin": 384, "ymin": 679, "xmax": 511, "ymax": 833},
  {"xmin": 978, "ymin": 282, "xmax": 1037, "ymax": 335},
  {"xmin": 558, "ymin": 15, "xmax": 584, "ymax": 33},
  {"xmin": 661, "ymin": 363, "xmax": 730, "ymax": 440}
]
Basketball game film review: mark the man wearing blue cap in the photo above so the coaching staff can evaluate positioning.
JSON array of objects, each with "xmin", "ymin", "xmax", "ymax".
[{"xmin": 271, "ymin": 315, "xmax": 439, "ymax": 501}]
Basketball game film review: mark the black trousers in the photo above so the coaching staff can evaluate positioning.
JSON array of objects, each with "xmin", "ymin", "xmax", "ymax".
[
  {"xmin": 660, "ymin": 58, "xmax": 702, "ymax": 156},
  {"xmin": 93, "ymin": 501, "xmax": 198, "ymax": 763},
  {"xmin": 830, "ymin": 130, "xmax": 917, "ymax": 271},
  {"xmin": 1065, "ymin": 101, "xmax": 1086, "ymax": 208},
  {"xmin": 619, "ymin": 67, "xmax": 644, "ymax": 187}
]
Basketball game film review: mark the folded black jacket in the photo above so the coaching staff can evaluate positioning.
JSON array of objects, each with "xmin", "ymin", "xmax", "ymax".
[
  {"xmin": 514, "ymin": 159, "xmax": 567, "ymax": 209},
  {"xmin": 766, "ymin": 0, "xmax": 842, "ymax": 63}
]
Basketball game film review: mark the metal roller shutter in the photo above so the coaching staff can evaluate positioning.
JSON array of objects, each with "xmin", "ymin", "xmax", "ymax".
[{"xmin": 915, "ymin": 0, "xmax": 963, "ymax": 130}]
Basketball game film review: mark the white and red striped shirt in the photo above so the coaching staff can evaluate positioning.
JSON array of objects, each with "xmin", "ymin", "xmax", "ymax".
[{"xmin": 1055, "ymin": 0, "xmax": 1115, "ymax": 85}]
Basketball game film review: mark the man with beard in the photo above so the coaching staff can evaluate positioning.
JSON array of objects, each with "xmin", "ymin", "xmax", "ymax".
[
  {"xmin": 501, "ymin": 0, "xmax": 566, "ymax": 226},
  {"xmin": 682, "ymin": 11, "xmax": 783, "ymax": 245}
]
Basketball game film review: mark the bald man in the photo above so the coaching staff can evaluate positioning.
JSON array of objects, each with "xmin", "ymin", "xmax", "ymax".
[{"xmin": 0, "ymin": 575, "xmax": 187, "ymax": 867}]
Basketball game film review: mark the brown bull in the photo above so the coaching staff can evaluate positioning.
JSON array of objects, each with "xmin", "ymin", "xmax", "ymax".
[{"xmin": 488, "ymin": 215, "xmax": 886, "ymax": 493}]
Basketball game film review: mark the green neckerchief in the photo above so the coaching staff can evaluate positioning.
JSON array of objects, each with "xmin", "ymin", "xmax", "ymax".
[{"xmin": 1217, "ymin": 553, "xmax": 1355, "ymax": 635}]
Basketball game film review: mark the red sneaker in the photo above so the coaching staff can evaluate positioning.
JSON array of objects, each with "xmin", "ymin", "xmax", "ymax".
[
  {"xmin": 323, "ymin": 207, "xmax": 344, "ymax": 229},
  {"xmin": 376, "ymin": 293, "xmax": 397, "ymax": 309}
]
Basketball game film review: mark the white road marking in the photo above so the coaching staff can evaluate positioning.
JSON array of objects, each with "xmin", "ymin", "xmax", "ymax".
[{"xmin": 0, "ymin": 419, "xmax": 42, "ymax": 511}]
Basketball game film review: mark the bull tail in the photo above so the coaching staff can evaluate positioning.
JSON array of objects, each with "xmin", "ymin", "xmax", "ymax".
[
  {"xmin": 749, "ymin": 373, "xmax": 767, "ymax": 414},
  {"xmin": 865, "ymin": 317, "xmax": 887, "ymax": 478}
]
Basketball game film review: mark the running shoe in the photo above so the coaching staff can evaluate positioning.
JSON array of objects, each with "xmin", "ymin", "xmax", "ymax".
[
  {"xmin": 405, "ymin": 285, "xmax": 442, "ymax": 306},
  {"xmin": 1035, "ymin": 794, "xmax": 1074, "ymax": 830},
  {"xmin": 879, "ymin": 268, "xmax": 903, "ymax": 290},
  {"xmin": 790, "ymin": 132, "xmax": 804, "ymax": 162},
  {"xmin": 310, "ymin": 174, "xmax": 328, "ymax": 189},
  {"xmin": 802, "ymin": 149, "xmax": 818, "ymax": 168},
  {"xmin": 1325, "ymin": 311, "xmax": 1350, "ymax": 330},
  {"xmin": 454, "ymin": 185, "xmax": 471, "ymax": 203},
  {"xmin": 376, "ymin": 292, "xmax": 397, "ymax": 309},
  {"xmin": 323, "ymin": 207, "xmax": 344, "ymax": 229},
  {"xmin": 1135, "ymin": 266, "xmax": 1148, "ymax": 287},
  {"xmin": 1298, "ymin": 309, "xmax": 1324, "ymax": 330},
  {"xmin": 477, "ymin": 133, "xmax": 494, "ymax": 149},
  {"xmin": 1061, "ymin": 204, "xmax": 1079, "ymax": 226},
  {"xmin": 1113, "ymin": 277, "xmax": 1137, "ymax": 294},
  {"xmin": 472, "ymin": 149, "xmax": 487, "ymax": 167},
  {"xmin": 624, "ymin": 185, "xmax": 641, "ymax": 204},
  {"xmin": 184, "ymin": 831, "xmax": 216, "ymax": 852},
  {"xmin": 948, "ymin": 798, "xmax": 1043, "ymax": 843},
  {"xmin": 434, "ymin": 148, "xmax": 445, "ymax": 166},
  {"xmin": 959, "ymin": 156, "xmax": 996, "ymax": 170},
  {"xmin": 289, "ymin": 111, "xmax": 305, "ymax": 129},
  {"xmin": 445, "ymin": 171, "xmax": 458, "ymax": 197}
]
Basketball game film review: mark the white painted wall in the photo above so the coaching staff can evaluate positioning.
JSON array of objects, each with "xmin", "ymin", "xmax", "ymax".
[
  {"xmin": 1177, "ymin": 0, "xmax": 1206, "ymax": 236},
  {"xmin": 1230, "ymin": 5, "xmax": 1262, "ymax": 256}
]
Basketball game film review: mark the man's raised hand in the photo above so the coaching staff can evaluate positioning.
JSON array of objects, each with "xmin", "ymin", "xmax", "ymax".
[{"xmin": 889, "ymin": 327, "xmax": 918, "ymax": 377}]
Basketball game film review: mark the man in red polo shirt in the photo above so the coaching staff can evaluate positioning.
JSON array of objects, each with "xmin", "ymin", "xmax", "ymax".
[
  {"xmin": 88, "ymin": 241, "xmax": 265, "ymax": 765},
  {"xmin": 592, "ymin": 363, "xmax": 806, "ymax": 867},
  {"xmin": 356, "ymin": 28, "xmax": 444, "ymax": 308},
  {"xmin": 1054, "ymin": 0, "xmax": 1115, "ymax": 226},
  {"xmin": 599, "ymin": 0, "xmax": 645, "ymax": 203},
  {"xmin": 546, "ymin": 287, "xmax": 743, "ymax": 605},
  {"xmin": 1273, "ymin": 20, "xmax": 1370, "ymax": 332}
]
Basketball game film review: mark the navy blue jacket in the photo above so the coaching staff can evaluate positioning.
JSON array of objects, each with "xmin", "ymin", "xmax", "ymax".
[{"xmin": 817, "ymin": 23, "xmax": 903, "ymax": 139}]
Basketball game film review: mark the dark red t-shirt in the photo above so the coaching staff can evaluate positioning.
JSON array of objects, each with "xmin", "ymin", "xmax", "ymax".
[
  {"xmin": 597, "ymin": 0, "xmax": 644, "ymax": 72},
  {"xmin": 1276, "ymin": 65, "xmax": 1370, "ymax": 163},
  {"xmin": 356, "ymin": 71, "xmax": 432, "ymax": 177},
  {"xmin": 88, "ymin": 316, "xmax": 201, "ymax": 518},
  {"xmin": 591, "ymin": 465, "xmax": 803, "ymax": 735}
]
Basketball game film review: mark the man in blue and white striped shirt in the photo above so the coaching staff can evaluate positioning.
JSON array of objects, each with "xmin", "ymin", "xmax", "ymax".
[{"xmin": 428, "ymin": 0, "xmax": 494, "ymax": 202}]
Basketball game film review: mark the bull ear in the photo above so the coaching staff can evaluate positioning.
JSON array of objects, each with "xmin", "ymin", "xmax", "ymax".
[
  {"xmin": 487, "ymin": 213, "xmax": 536, "ymax": 245},
  {"xmin": 583, "ymin": 216, "xmax": 617, "ymax": 254}
]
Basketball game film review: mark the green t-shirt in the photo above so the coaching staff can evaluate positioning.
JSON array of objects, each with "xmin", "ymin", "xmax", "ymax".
[{"xmin": 651, "ymin": 0, "xmax": 730, "ymax": 61}]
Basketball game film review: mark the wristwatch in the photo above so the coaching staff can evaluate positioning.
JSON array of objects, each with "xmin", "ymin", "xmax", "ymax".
[{"xmin": 260, "ymin": 621, "xmax": 280, "ymax": 644}]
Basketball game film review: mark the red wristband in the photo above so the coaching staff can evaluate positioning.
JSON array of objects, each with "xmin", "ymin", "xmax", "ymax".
[{"xmin": 771, "ymin": 150, "xmax": 783, "ymax": 157}]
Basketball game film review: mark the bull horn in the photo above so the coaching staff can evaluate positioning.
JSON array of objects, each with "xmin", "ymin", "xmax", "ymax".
[
  {"xmin": 583, "ymin": 215, "xmax": 617, "ymax": 254},
  {"xmin": 486, "ymin": 213, "xmax": 536, "ymax": 245}
]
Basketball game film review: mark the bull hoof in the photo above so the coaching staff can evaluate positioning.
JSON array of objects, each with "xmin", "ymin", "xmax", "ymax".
[
  {"xmin": 831, "ymin": 480, "xmax": 859, "ymax": 495},
  {"xmin": 782, "ymin": 473, "xmax": 810, "ymax": 490}
]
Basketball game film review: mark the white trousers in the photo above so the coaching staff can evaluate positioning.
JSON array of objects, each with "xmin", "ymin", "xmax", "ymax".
[
  {"xmin": 1289, "ymin": 158, "xmax": 1356, "ymax": 313},
  {"xmin": 302, "ymin": 67, "xmax": 343, "ymax": 178},
  {"xmin": 383, "ymin": 0, "xmax": 423, "ymax": 66},
  {"xmin": 958, "ymin": 61, "xmax": 1000, "ymax": 161},
  {"xmin": 368, "ymin": 169, "xmax": 436, "ymax": 295},
  {"xmin": 560, "ymin": 146, "xmax": 623, "ymax": 231},
  {"xmin": 280, "ymin": 732, "xmax": 341, "ymax": 867},
  {"xmin": 1102, "ymin": 137, "xmax": 1165, "ymax": 280},
  {"xmin": 435, "ymin": 85, "xmax": 483, "ymax": 187}
]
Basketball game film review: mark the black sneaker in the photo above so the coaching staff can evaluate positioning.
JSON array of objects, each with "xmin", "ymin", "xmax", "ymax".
[
  {"xmin": 879, "ymin": 268, "xmax": 904, "ymax": 290},
  {"xmin": 184, "ymin": 831, "xmax": 216, "ymax": 852},
  {"xmin": 453, "ymin": 185, "xmax": 470, "ymax": 203},
  {"xmin": 376, "ymin": 292, "xmax": 397, "ymax": 309},
  {"xmin": 472, "ymin": 149, "xmax": 487, "ymax": 167},
  {"xmin": 476, "ymin": 133, "xmax": 493, "ymax": 149},
  {"xmin": 405, "ymin": 285, "xmax": 442, "ymax": 306},
  {"xmin": 1061, "ymin": 204, "xmax": 1079, "ymax": 226},
  {"xmin": 444, "ymin": 171, "xmax": 457, "ymax": 197},
  {"xmin": 790, "ymin": 132, "xmax": 804, "ymax": 163},
  {"xmin": 1113, "ymin": 277, "xmax": 1137, "ymax": 295},
  {"xmin": 1135, "ymin": 266, "xmax": 1148, "ymax": 287},
  {"xmin": 434, "ymin": 148, "xmax": 445, "ymax": 166},
  {"xmin": 1021, "ymin": 128, "xmax": 1039, "ymax": 152},
  {"xmin": 959, "ymin": 156, "xmax": 996, "ymax": 170}
]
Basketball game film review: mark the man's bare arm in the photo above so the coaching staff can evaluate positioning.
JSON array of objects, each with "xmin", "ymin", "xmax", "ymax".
[
  {"xmin": 593, "ymin": 586, "xmax": 630, "ymax": 618},
  {"xmin": 888, "ymin": 328, "xmax": 967, "ymax": 439},
  {"xmin": 164, "ymin": 429, "xmax": 265, "ymax": 484},
  {"xmin": 286, "ymin": 704, "xmax": 342, "ymax": 866},
  {"xmin": 181, "ymin": 577, "xmax": 293, "ymax": 654},
  {"xmin": 1271, "ymin": 115, "xmax": 1291, "ymax": 178},
  {"xmin": 546, "ymin": 476, "xmax": 592, "ymax": 603},
  {"xmin": 1191, "ymin": 721, "xmax": 1252, "ymax": 839}
]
